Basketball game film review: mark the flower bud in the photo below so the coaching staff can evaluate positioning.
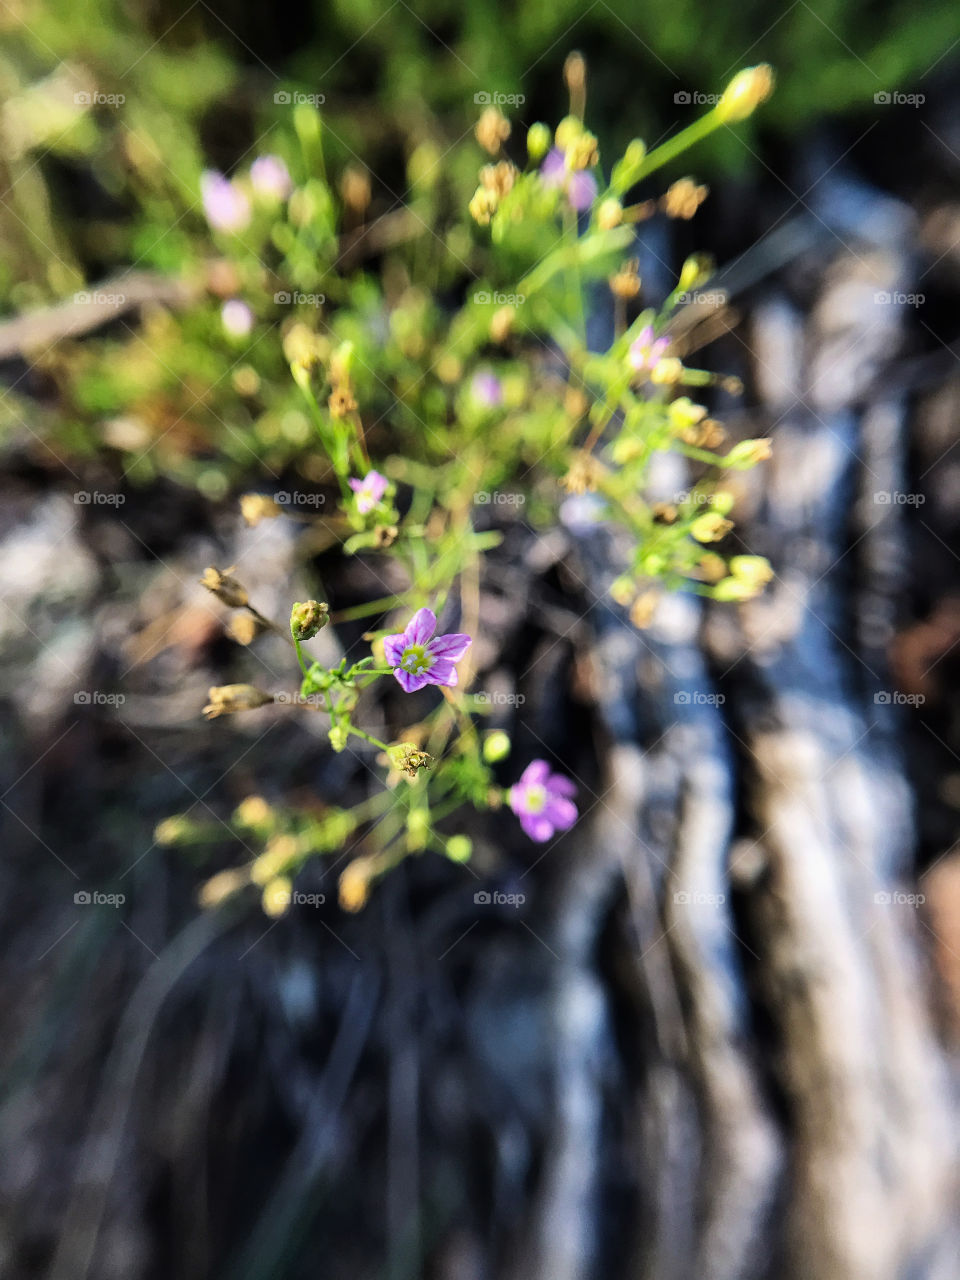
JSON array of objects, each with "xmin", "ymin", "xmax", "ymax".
[
  {"xmin": 596, "ymin": 198, "xmax": 623, "ymax": 229},
  {"xmin": 483, "ymin": 729, "xmax": 512, "ymax": 763},
  {"xmin": 690, "ymin": 512, "xmax": 734, "ymax": 544},
  {"xmin": 261, "ymin": 876, "xmax": 292, "ymax": 918},
  {"xmin": 240, "ymin": 493, "xmax": 282, "ymax": 527},
  {"xmin": 339, "ymin": 857, "xmax": 375, "ymax": 912},
  {"xmin": 202, "ymin": 684, "xmax": 274, "ymax": 719},
  {"xmin": 526, "ymin": 123, "xmax": 551, "ymax": 162},
  {"xmin": 446, "ymin": 834, "xmax": 473, "ymax": 862},
  {"xmin": 386, "ymin": 742, "xmax": 433, "ymax": 778},
  {"xmin": 725, "ymin": 438, "xmax": 772, "ymax": 469},
  {"xmin": 716, "ymin": 64, "xmax": 775, "ymax": 123},
  {"xmin": 475, "ymin": 106, "xmax": 510, "ymax": 155},
  {"xmin": 198, "ymin": 867, "xmax": 248, "ymax": 909},
  {"xmin": 291, "ymin": 599, "xmax": 329, "ymax": 641},
  {"xmin": 200, "ymin": 565, "xmax": 248, "ymax": 608}
]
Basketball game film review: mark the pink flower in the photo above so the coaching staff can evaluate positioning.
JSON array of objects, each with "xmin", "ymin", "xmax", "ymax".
[
  {"xmin": 628, "ymin": 325, "xmax": 670, "ymax": 373},
  {"xmin": 201, "ymin": 170, "xmax": 251, "ymax": 233},
  {"xmin": 250, "ymin": 155, "xmax": 292, "ymax": 200},
  {"xmin": 540, "ymin": 148, "xmax": 597, "ymax": 212},
  {"xmin": 349, "ymin": 470, "xmax": 388, "ymax": 515},
  {"xmin": 383, "ymin": 608, "xmax": 472, "ymax": 693},
  {"xmin": 509, "ymin": 760, "xmax": 578, "ymax": 841}
]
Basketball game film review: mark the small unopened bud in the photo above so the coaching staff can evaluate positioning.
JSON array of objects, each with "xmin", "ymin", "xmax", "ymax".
[
  {"xmin": 203, "ymin": 684, "xmax": 274, "ymax": 719},
  {"xmin": 629, "ymin": 589, "xmax": 660, "ymax": 629},
  {"xmin": 649, "ymin": 357, "xmax": 684, "ymax": 385},
  {"xmin": 527, "ymin": 122, "xmax": 551, "ymax": 162},
  {"xmin": 200, "ymin": 565, "xmax": 248, "ymax": 608},
  {"xmin": 690, "ymin": 512, "xmax": 734, "ymax": 544},
  {"xmin": 662, "ymin": 178, "xmax": 708, "ymax": 219},
  {"xmin": 445, "ymin": 835, "xmax": 473, "ymax": 862},
  {"xmin": 716, "ymin": 64, "xmax": 775, "ymax": 123},
  {"xmin": 729, "ymin": 555, "xmax": 774, "ymax": 588},
  {"xmin": 340, "ymin": 165, "xmax": 371, "ymax": 214},
  {"xmin": 490, "ymin": 306, "xmax": 514, "ymax": 344},
  {"xmin": 596, "ymin": 198, "xmax": 623, "ymax": 229},
  {"xmin": 475, "ymin": 106, "xmax": 511, "ymax": 155},
  {"xmin": 564, "ymin": 51, "xmax": 587, "ymax": 96},
  {"xmin": 198, "ymin": 867, "xmax": 248, "ymax": 909},
  {"xmin": 386, "ymin": 742, "xmax": 433, "ymax": 779},
  {"xmin": 610, "ymin": 575, "xmax": 636, "ymax": 606},
  {"xmin": 328, "ymin": 384, "xmax": 358, "ymax": 419},
  {"xmin": 725, "ymin": 438, "xmax": 772, "ymax": 469},
  {"xmin": 240, "ymin": 493, "xmax": 282, "ymax": 526},
  {"xmin": 339, "ymin": 856, "xmax": 376, "ymax": 912},
  {"xmin": 372, "ymin": 524, "xmax": 399, "ymax": 548},
  {"xmin": 234, "ymin": 796, "xmax": 273, "ymax": 829},
  {"xmin": 290, "ymin": 599, "xmax": 329, "ymax": 641},
  {"xmin": 154, "ymin": 815, "xmax": 193, "ymax": 845},
  {"xmin": 328, "ymin": 723, "xmax": 348, "ymax": 753},
  {"xmin": 228, "ymin": 613, "xmax": 262, "ymax": 646},
  {"xmin": 261, "ymin": 876, "xmax": 292, "ymax": 918},
  {"xmin": 482, "ymin": 730, "xmax": 512, "ymax": 763},
  {"xmin": 469, "ymin": 185, "xmax": 499, "ymax": 225}
]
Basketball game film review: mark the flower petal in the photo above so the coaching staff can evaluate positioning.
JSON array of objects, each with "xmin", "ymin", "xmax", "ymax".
[
  {"xmin": 383, "ymin": 633, "xmax": 406, "ymax": 667},
  {"xmin": 427, "ymin": 658, "xmax": 458, "ymax": 687},
  {"xmin": 543, "ymin": 795, "xmax": 577, "ymax": 831},
  {"xmin": 568, "ymin": 169, "xmax": 597, "ymax": 211},
  {"xmin": 519, "ymin": 812, "xmax": 554, "ymax": 842},
  {"xmin": 426, "ymin": 632, "xmax": 472, "ymax": 661},
  {"xmin": 520, "ymin": 760, "xmax": 551, "ymax": 787},
  {"xmin": 394, "ymin": 667, "xmax": 431, "ymax": 693},
  {"xmin": 349, "ymin": 477, "xmax": 363, "ymax": 493},
  {"xmin": 546, "ymin": 774, "xmax": 577, "ymax": 799},
  {"xmin": 405, "ymin": 607, "xmax": 436, "ymax": 647}
]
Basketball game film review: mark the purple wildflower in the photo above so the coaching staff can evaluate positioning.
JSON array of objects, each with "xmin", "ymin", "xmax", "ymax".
[
  {"xmin": 470, "ymin": 370, "xmax": 503, "ymax": 409},
  {"xmin": 221, "ymin": 299, "xmax": 253, "ymax": 338},
  {"xmin": 250, "ymin": 154, "xmax": 293, "ymax": 200},
  {"xmin": 509, "ymin": 760, "xmax": 578, "ymax": 842},
  {"xmin": 349, "ymin": 470, "xmax": 388, "ymax": 515},
  {"xmin": 383, "ymin": 608, "xmax": 472, "ymax": 693},
  {"xmin": 628, "ymin": 325, "xmax": 671, "ymax": 374},
  {"xmin": 540, "ymin": 148, "xmax": 598, "ymax": 212},
  {"xmin": 201, "ymin": 170, "xmax": 251, "ymax": 233}
]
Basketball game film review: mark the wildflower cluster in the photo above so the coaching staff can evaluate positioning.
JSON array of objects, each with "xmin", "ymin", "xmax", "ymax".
[{"xmin": 155, "ymin": 62, "xmax": 775, "ymax": 915}]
